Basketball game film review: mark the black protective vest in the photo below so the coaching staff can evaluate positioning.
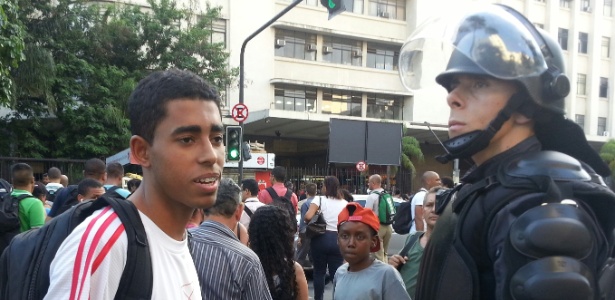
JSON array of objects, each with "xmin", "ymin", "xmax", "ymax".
[{"xmin": 414, "ymin": 149, "xmax": 615, "ymax": 300}]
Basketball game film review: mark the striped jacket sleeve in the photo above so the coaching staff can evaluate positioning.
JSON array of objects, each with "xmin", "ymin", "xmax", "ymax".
[{"xmin": 44, "ymin": 206, "xmax": 128, "ymax": 300}]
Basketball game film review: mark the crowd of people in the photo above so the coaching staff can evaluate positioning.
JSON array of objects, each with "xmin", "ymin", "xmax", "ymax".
[{"xmin": 2, "ymin": 4, "xmax": 615, "ymax": 299}]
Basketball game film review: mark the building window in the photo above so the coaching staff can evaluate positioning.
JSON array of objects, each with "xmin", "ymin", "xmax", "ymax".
[
  {"xmin": 598, "ymin": 117, "xmax": 608, "ymax": 135},
  {"xmin": 366, "ymin": 94, "xmax": 403, "ymax": 120},
  {"xmin": 534, "ymin": 23, "xmax": 544, "ymax": 29},
  {"xmin": 560, "ymin": 0, "xmax": 571, "ymax": 8},
  {"xmin": 558, "ymin": 28, "xmax": 569, "ymax": 50},
  {"xmin": 275, "ymin": 29, "xmax": 317, "ymax": 61},
  {"xmin": 603, "ymin": 37, "xmax": 611, "ymax": 58},
  {"xmin": 579, "ymin": 32, "xmax": 589, "ymax": 54},
  {"xmin": 322, "ymin": 36, "xmax": 362, "ymax": 66},
  {"xmin": 601, "ymin": 77, "xmax": 609, "ymax": 98},
  {"xmin": 575, "ymin": 114, "xmax": 585, "ymax": 128},
  {"xmin": 368, "ymin": 0, "xmax": 406, "ymax": 20},
  {"xmin": 274, "ymin": 84, "xmax": 317, "ymax": 112},
  {"xmin": 605, "ymin": 0, "xmax": 613, "ymax": 16},
  {"xmin": 322, "ymin": 89, "xmax": 362, "ymax": 117},
  {"xmin": 580, "ymin": 0, "xmax": 591, "ymax": 11},
  {"xmin": 577, "ymin": 73, "xmax": 587, "ymax": 95},
  {"xmin": 366, "ymin": 43, "xmax": 399, "ymax": 70},
  {"xmin": 535, "ymin": 0, "xmax": 545, "ymax": 2},
  {"xmin": 205, "ymin": 18, "xmax": 227, "ymax": 47}
]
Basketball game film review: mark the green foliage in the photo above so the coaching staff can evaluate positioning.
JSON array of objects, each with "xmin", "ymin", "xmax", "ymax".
[
  {"xmin": 2, "ymin": 0, "xmax": 237, "ymax": 159},
  {"xmin": 0, "ymin": 0, "xmax": 25, "ymax": 105},
  {"xmin": 401, "ymin": 136, "xmax": 424, "ymax": 176},
  {"xmin": 600, "ymin": 140, "xmax": 615, "ymax": 183}
]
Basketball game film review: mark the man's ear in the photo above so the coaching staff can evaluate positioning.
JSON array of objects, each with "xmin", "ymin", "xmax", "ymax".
[
  {"xmin": 234, "ymin": 203, "xmax": 244, "ymax": 221},
  {"xmin": 130, "ymin": 135, "xmax": 151, "ymax": 168},
  {"xmin": 77, "ymin": 194, "xmax": 85, "ymax": 202}
]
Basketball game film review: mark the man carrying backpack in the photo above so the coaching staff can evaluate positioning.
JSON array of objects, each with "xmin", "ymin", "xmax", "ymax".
[
  {"xmin": 364, "ymin": 174, "xmax": 395, "ymax": 262},
  {"xmin": 39, "ymin": 69, "xmax": 226, "ymax": 299},
  {"xmin": 257, "ymin": 166, "xmax": 298, "ymax": 214},
  {"xmin": 9, "ymin": 163, "xmax": 46, "ymax": 233},
  {"xmin": 399, "ymin": 4, "xmax": 615, "ymax": 299}
]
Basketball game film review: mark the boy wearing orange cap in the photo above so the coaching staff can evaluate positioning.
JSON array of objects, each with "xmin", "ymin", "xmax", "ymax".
[{"xmin": 333, "ymin": 203, "xmax": 411, "ymax": 300}]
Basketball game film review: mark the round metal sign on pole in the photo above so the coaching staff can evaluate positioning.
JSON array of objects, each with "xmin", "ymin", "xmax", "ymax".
[
  {"xmin": 232, "ymin": 103, "xmax": 249, "ymax": 123},
  {"xmin": 356, "ymin": 161, "xmax": 366, "ymax": 172}
]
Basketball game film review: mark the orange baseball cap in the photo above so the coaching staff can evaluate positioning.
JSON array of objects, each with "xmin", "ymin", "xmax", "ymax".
[{"xmin": 337, "ymin": 202, "xmax": 381, "ymax": 252}]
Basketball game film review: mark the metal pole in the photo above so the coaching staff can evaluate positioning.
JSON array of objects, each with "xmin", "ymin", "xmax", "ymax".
[{"xmin": 238, "ymin": 0, "xmax": 303, "ymax": 182}]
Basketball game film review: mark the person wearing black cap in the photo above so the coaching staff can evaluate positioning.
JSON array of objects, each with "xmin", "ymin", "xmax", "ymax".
[{"xmin": 399, "ymin": 4, "xmax": 615, "ymax": 300}]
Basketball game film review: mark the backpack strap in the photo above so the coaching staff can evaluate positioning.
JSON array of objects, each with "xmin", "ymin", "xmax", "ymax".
[
  {"xmin": 244, "ymin": 205, "xmax": 253, "ymax": 217},
  {"xmin": 103, "ymin": 196, "xmax": 153, "ymax": 300},
  {"xmin": 283, "ymin": 188, "xmax": 293, "ymax": 200},
  {"xmin": 265, "ymin": 187, "xmax": 278, "ymax": 200},
  {"xmin": 399, "ymin": 231, "xmax": 424, "ymax": 257}
]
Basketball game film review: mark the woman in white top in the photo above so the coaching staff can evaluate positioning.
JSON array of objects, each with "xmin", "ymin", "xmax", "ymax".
[{"xmin": 305, "ymin": 176, "xmax": 348, "ymax": 300}]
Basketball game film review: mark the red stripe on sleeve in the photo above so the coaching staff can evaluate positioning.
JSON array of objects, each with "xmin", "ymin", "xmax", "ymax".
[{"xmin": 91, "ymin": 223, "xmax": 125, "ymax": 273}]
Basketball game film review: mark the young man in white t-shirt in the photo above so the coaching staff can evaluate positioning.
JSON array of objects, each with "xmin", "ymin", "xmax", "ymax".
[
  {"xmin": 409, "ymin": 171, "xmax": 441, "ymax": 234},
  {"xmin": 45, "ymin": 69, "xmax": 226, "ymax": 300}
]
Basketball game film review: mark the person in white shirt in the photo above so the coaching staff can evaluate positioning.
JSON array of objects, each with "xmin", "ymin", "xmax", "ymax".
[
  {"xmin": 239, "ymin": 178, "xmax": 266, "ymax": 228},
  {"xmin": 409, "ymin": 171, "xmax": 441, "ymax": 234},
  {"xmin": 45, "ymin": 69, "xmax": 225, "ymax": 300}
]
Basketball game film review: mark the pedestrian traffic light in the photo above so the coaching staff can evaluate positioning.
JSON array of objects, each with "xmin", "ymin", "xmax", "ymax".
[
  {"xmin": 320, "ymin": 0, "xmax": 346, "ymax": 19},
  {"xmin": 226, "ymin": 126, "xmax": 242, "ymax": 162}
]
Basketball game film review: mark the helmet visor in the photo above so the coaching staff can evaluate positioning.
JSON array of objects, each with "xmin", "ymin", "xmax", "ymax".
[{"xmin": 399, "ymin": 4, "xmax": 548, "ymax": 91}]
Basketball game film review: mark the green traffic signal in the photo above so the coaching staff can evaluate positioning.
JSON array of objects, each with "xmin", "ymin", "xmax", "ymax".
[
  {"xmin": 226, "ymin": 126, "xmax": 242, "ymax": 162},
  {"xmin": 320, "ymin": 0, "xmax": 346, "ymax": 19}
]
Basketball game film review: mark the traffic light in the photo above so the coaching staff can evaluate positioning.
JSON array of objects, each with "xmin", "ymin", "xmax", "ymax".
[
  {"xmin": 226, "ymin": 126, "xmax": 242, "ymax": 162},
  {"xmin": 320, "ymin": 0, "xmax": 346, "ymax": 19}
]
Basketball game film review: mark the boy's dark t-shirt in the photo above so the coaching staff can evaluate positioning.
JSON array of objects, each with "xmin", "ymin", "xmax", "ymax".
[{"xmin": 333, "ymin": 260, "xmax": 410, "ymax": 300}]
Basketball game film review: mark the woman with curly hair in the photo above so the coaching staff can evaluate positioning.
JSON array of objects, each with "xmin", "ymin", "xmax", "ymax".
[
  {"xmin": 249, "ymin": 205, "xmax": 309, "ymax": 300},
  {"xmin": 305, "ymin": 176, "xmax": 348, "ymax": 300}
]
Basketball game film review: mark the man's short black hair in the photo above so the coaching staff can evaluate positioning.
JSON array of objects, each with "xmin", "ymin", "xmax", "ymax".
[
  {"xmin": 106, "ymin": 162, "xmax": 124, "ymax": 179},
  {"xmin": 32, "ymin": 182, "xmax": 47, "ymax": 198},
  {"xmin": 271, "ymin": 166, "xmax": 286, "ymax": 182},
  {"xmin": 128, "ymin": 68, "xmax": 221, "ymax": 144},
  {"xmin": 77, "ymin": 178, "xmax": 104, "ymax": 197},
  {"xmin": 47, "ymin": 167, "xmax": 61, "ymax": 180},
  {"xmin": 84, "ymin": 158, "xmax": 106, "ymax": 177},
  {"xmin": 241, "ymin": 178, "xmax": 259, "ymax": 196},
  {"xmin": 127, "ymin": 178, "xmax": 141, "ymax": 191},
  {"xmin": 11, "ymin": 163, "xmax": 33, "ymax": 186}
]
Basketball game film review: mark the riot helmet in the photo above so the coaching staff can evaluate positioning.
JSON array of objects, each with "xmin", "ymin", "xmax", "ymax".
[{"xmin": 399, "ymin": 4, "xmax": 570, "ymax": 163}]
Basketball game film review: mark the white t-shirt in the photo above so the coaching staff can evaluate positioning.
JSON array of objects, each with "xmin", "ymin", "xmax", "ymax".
[
  {"xmin": 45, "ymin": 207, "xmax": 202, "ymax": 300},
  {"xmin": 312, "ymin": 196, "xmax": 348, "ymax": 232},
  {"xmin": 240, "ymin": 197, "xmax": 266, "ymax": 228},
  {"xmin": 410, "ymin": 188, "xmax": 427, "ymax": 234}
]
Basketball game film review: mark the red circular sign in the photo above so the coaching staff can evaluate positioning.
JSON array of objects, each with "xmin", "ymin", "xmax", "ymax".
[
  {"xmin": 356, "ymin": 161, "xmax": 366, "ymax": 172},
  {"xmin": 257, "ymin": 156, "xmax": 265, "ymax": 165},
  {"xmin": 232, "ymin": 103, "xmax": 249, "ymax": 123}
]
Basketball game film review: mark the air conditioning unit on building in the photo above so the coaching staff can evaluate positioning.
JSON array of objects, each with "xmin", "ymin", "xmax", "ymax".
[
  {"xmin": 352, "ymin": 50, "xmax": 362, "ymax": 58},
  {"xmin": 583, "ymin": 5, "xmax": 591, "ymax": 12},
  {"xmin": 379, "ymin": 11, "xmax": 390, "ymax": 18},
  {"xmin": 275, "ymin": 39, "xmax": 286, "ymax": 48},
  {"xmin": 603, "ymin": 131, "xmax": 610, "ymax": 136},
  {"xmin": 305, "ymin": 43, "xmax": 317, "ymax": 52},
  {"xmin": 323, "ymin": 46, "xmax": 333, "ymax": 54}
]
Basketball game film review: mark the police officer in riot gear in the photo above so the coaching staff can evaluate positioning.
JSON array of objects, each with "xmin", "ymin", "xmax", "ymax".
[{"xmin": 399, "ymin": 4, "xmax": 615, "ymax": 300}]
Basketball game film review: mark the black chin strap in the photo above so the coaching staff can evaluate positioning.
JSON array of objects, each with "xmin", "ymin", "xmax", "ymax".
[{"xmin": 436, "ymin": 93, "xmax": 526, "ymax": 164}]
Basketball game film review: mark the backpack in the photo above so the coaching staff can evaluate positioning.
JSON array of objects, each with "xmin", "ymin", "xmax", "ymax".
[
  {"xmin": 392, "ymin": 200, "xmax": 413, "ymax": 234},
  {"xmin": 0, "ymin": 195, "xmax": 152, "ymax": 300},
  {"xmin": 372, "ymin": 190, "xmax": 396, "ymax": 225},
  {"xmin": 0, "ymin": 193, "xmax": 30, "ymax": 255},
  {"xmin": 45, "ymin": 187, "xmax": 63, "ymax": 203},
  {"xmin": 266, "ymin": 187, "xmax": 295, "ymax": 217},
  {"xmin": 0, "ymin": 179, "xmax": 11, "ymax": 198},
  {"xmin": 53, "ymin": 185, "xmax": 79, "ymax": 217}
]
